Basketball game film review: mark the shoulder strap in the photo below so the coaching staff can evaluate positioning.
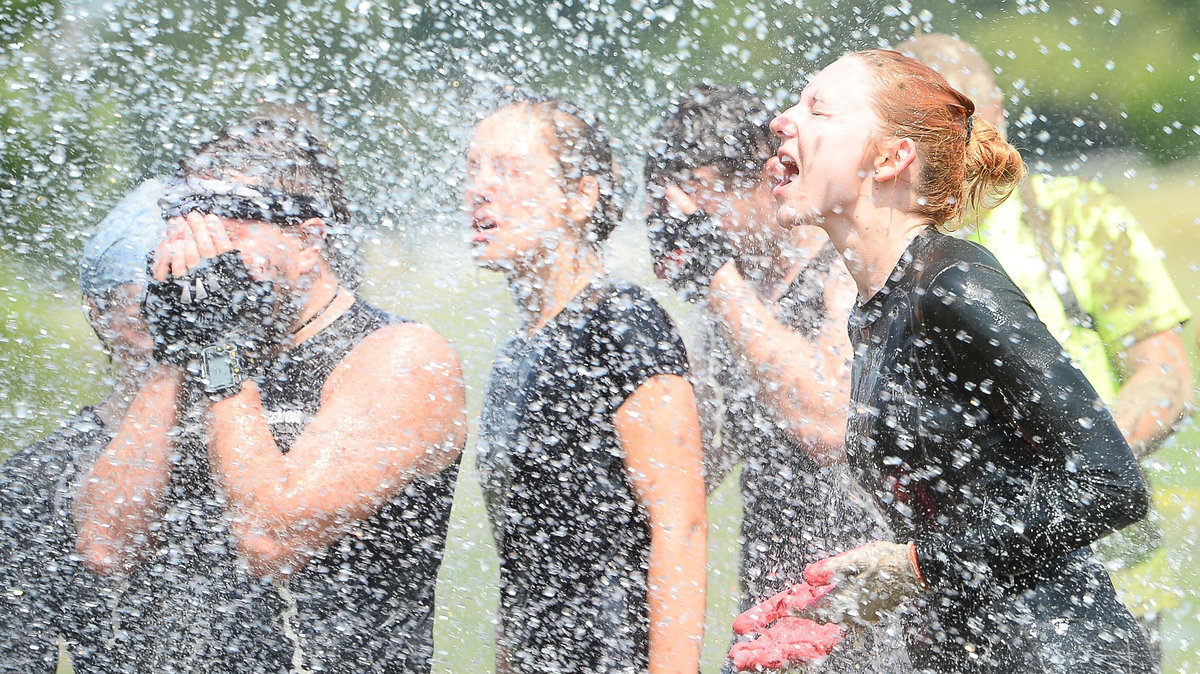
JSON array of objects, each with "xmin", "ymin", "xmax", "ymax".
[{"xmin": 1019, "ymin": 180, "xmax": 1095, "ymax": 330}]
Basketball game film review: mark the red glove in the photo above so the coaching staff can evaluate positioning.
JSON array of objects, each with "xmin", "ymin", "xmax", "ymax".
[
  {"xmin": 727, "ymin": 617, "xmax": 843, "ymax": 671},
  {"xmin": 732, "ymin": 582, "xmax": 837, "ymax": 635}
]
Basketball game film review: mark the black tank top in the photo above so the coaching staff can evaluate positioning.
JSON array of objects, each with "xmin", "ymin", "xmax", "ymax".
[{"xmin": 88, "ymin": 299, "xmax": 458, "ymax": 674}]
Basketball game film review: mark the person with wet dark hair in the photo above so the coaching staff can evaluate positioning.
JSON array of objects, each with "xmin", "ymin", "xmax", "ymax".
[
  {"xmin": 737, "ymin": 49, "xmax": 1153, "ymax": 672},
  {"xmin": 71, "ymin": 116, "xmax": 467, "ymax": 672},
  {"xmin": 0, "ymin": 178, "xmax": 165, "ymax": 671},
  {"xmin": 467, "ymin": 98, "xmax": 707, "ymax": 673},
  {"xmin": 646, "ymin": 84, "xmax": 908, "ymax": 672}
]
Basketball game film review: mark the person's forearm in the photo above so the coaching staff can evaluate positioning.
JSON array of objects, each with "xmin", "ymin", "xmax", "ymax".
[
  {"xmin": 208, "ymin": 381, "xmax": 288, "ymax": 515},
  {"xmin": 646, "ymin": 512, "xmax": 707, "ymax": 674},
  {"xmin": 1111, "ymin": 329, "xmax": 1194, "ymax": 459},
  {"xmin": 207, "ymin": 378, "xmax": 457, "ymax": 575},
  {"xmin": 1112, "ymin": 364, "xmax": 1194, "ymax": 459},
  {"xmin": 74, "ymin": 368, "xmax": 180, "ymax": 575},
  {"xmin": 707, "ymin": 265, "xmax": 847, "ymax": 461},
  {"xmin": 208, "ymin": 381, "xmax": 312, "ymax": 572}
]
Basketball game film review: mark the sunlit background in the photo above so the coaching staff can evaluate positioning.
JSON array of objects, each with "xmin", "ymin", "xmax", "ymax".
[{"xmin": 1, "ymin": 0, "xmax": 1197, "ymax": 671}]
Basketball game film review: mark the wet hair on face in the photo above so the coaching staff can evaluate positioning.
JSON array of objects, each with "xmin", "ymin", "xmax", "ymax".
[
  {"xmin": 178, "ymin": 116, "xmax": 362, "ymax": 287},
  {"xmin": 853, "ymin": 49, "xmax": 1024, "ymax": 228},
  {"xmin": 646, "ymin": 84, "xmax": 779, "ymax": 188},
  {"xmin": 502, "ymin": 98, "xmax": 624, "ymax": 243}
]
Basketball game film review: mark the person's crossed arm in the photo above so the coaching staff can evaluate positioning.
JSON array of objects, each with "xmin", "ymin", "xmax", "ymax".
[
  {"xmin": 661, "ymin": 184, "xmax": 854, "ymax": 465},
  {"xmin": 208, "ymin": 322, "xmax": 466, "ymax": 576}
]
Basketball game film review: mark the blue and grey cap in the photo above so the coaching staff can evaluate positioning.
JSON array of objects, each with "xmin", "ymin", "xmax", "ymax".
[{"xmin": 79, "ymin": 177, "xmax": 169, "ymax": 298}]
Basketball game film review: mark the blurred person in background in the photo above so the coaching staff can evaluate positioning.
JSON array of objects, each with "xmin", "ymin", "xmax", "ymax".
[
  {"xmin": 0, "ymin": 178, "xmax": 166, "ymax": 671},
  {"xmin": 71, "ymin": 117, "xmax": 466, "ymax": 672},
  {"xmin": 901, "ymin": 33, "xmax": 1194, "ymax": 667},
  {"xmin": 645, "ymin": 84, "xmax": 908, "ymax": 672},
  {"xmin": 467, "ymin": 98, "xmax": 707, "ymax": 673},
  {"xmin": 745, "ymin": 48, "xmax": 1153, "ymax": 672}
]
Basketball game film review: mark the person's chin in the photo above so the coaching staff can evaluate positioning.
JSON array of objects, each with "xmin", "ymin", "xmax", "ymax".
[
  {"xmin": 774, "ymin": 202, "xmax": 804, "ymax": 229},
  {"xmin": 777, "ymin": 200, "xmax": 826, "ymax": 231},
  {"xmin": 471, "ymin": 244, "xmax": 511, "ymax": 272}
]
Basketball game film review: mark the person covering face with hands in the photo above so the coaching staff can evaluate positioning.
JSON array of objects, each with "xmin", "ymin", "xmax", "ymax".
[
  {"xmin": 72, "ymin": 117, "xmax": 466, "ymax": 673},
  {"xmin": 645, "ymin": 85, "xmax": 908, "ymax": 673},
  {"xmin": 0, "ymin": 178, "xmax": 165, "ymax": 670},
  {"xmin": 735, "ymin": 51, "xmax": 1154, "ymax": 673}
]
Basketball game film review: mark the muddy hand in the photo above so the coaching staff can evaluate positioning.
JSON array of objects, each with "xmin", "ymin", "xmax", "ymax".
[
  {"xmin": 733, "ymin": 581, "xmax": 837, "ymax": 635},
  {"xmin": 728, "ymin": 617, "xmax": 843, "ymax": 671},
  {"xmin": 798, "ymin": 540, "xmax": 925, "ymax": 626}
]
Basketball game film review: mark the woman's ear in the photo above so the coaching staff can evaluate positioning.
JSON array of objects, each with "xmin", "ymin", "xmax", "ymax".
[
  {"xmin": 298, "ymin": 218, "xmax": 328, "ymax": 248},
  {"xmin": 872, "ymin": 137, "xmax": 918, "ymax": 182},
  {"xmin": 296, "ymin": 217, "xmax": 328, "ymax": 270},
  {"xmin": 567, "ymin": 175, "xmax": 600, "ymax": 227}
]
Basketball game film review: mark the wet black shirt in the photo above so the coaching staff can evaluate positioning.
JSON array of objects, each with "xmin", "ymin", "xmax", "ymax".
[
  {"xmin": 86, "ymin": 299, "xmax": 459, "ymax": 674},
  {"xmin": 0, "ymin": 409, "xmax": 109, "ymax": 671},
  {"xmin": 477, "ymin": 282, "xmax": 688, "ymax": 674},
  {"xmin": 847, "ymin": 229, "xmax": 1149, "ymax": 670}
]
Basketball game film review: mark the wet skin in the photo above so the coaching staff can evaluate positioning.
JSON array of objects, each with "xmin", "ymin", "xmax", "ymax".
[{"xmin": 467, "ymin": 106, "xmax": 709, "ymax": 674}]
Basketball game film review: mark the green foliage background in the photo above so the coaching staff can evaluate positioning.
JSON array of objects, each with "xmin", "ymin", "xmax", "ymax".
[{"xmin": 1, "ymin": 0, "xmax": 1197, "ymax": 671}]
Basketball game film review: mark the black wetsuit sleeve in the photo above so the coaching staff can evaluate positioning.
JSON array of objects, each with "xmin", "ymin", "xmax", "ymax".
[
  {"xmin": 598, "ymin": 289, "xmax": 689, "ymax": 402},
  {"xmin": 913, "ymin": 261, "xmax": 1149, "ymax": 588}
]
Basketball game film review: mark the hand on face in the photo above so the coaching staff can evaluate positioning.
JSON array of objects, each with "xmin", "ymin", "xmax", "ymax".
[
  {"xmin": 663, "ymin": 184, "xmax": 701, "ymax": 218},
  {"xmin": 152, "ymin": 212, "xmax": 235, "ymax": 281}
]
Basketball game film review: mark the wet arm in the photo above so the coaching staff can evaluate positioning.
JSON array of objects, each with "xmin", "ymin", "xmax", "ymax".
[
  {"xmin": 616, "ymin": 374, "xmax": 707, "ymax": 674},
  {"xmin": 1111, "ymin": 328, "xmax": 1194, "ymax": 459},
  {"xmin": 207, "ymin": 323, "xmax": 466, "ymax": 577},
  {"xmin": 1072, "ymin": 183, "xmax": 1193, "ymax": 457},
  {"xmin": 706, "ymin": 262, "xmax": 853, "ymax": 464},
  {"xmin": 73, "ymin": 366, "xmax": 180, "ymax": 576},
  {"xmin": 916, "ymin": 263, "xmax": 1148, "ymax": 587}
]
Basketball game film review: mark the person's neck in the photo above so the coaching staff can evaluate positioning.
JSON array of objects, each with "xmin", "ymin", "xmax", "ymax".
[
  {"xmin": 293, "ymin": 272, "xmax": 354, "ymax": 345},
  {"xmin": 826, "ymin": 206, "xmax": 929, "ymax": 302},
  {"xmin": 510, "ymin": 239, "xmax": 605, "ymax": 335},
  {"xmin": 93, "ymin": 360, "xmax": 154, "ymax": 429}
]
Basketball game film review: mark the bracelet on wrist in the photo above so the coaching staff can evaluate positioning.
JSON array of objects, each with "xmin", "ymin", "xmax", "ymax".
[{"xmin": 907, "ymin": 541, "xmax": 931, "ymax": 592}]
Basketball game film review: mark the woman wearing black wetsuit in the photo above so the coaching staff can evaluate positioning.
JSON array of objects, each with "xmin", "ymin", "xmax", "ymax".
[
  {"xmin": 466, "ymin": 99, "xmax": 707, "ymax": 673},
  {"xmin": 755, "ymin": 50, "xmax": 1153, "ymax": 672}
]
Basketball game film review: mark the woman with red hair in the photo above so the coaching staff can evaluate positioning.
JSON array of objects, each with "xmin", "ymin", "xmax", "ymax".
[{"xmin": 739, "ymin": 50, "xmax": 1153, "ymax": 672}]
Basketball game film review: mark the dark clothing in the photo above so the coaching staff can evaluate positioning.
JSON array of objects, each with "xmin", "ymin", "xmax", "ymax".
[
  {"xmin": 0, "ymin": 410, "xmax": 110, "ymax": 672},
  {"xmin": 477, "ymin": 281, "xmax": 689, "ymax": 674},
  {"xmin": 709, "ymin": 247, "xmax": 906, "ymax": 673},
  {"xmin": 82, "ymin": 299, "xmax": 458, "ymax": 673},
  {"xmin": 846, "ymin": 229, "xmax": 1151, "ymax": 672}
]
